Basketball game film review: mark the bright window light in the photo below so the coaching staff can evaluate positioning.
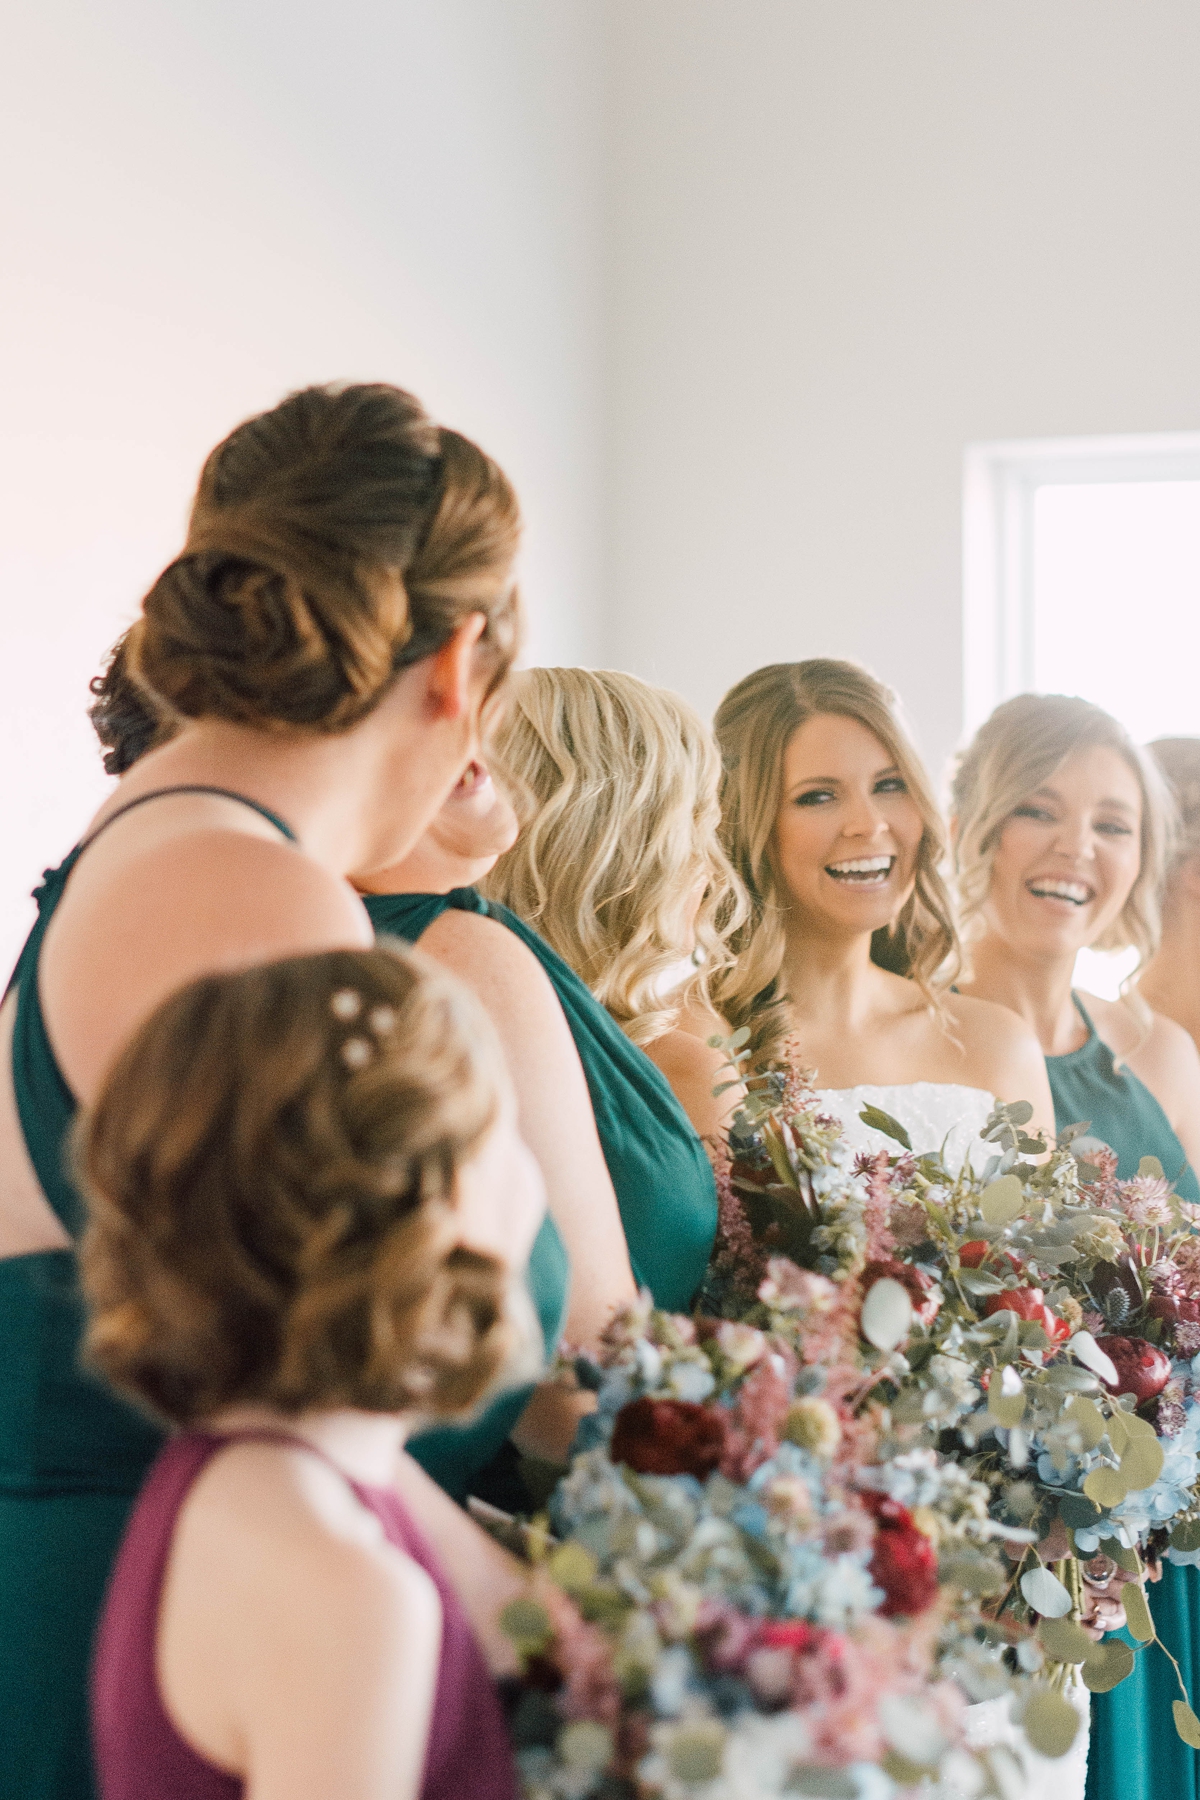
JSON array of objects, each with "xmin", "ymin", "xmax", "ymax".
[{"xmin": 1031, "ymin": 480, "xmax": 1200, "ymax": 744}]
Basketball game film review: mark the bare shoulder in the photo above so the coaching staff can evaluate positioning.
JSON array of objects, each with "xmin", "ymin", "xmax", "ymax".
[
  {"xmin": 644, "ymin": 1014, "xmax": 742, "ymax": 1141},
  {"xmin": 418, "ymin": 909, "xmax": 567, "ymax": 1027},
  {"xmin": 939, "ymin": 990, "xmax": 1054, "ymax": 1133},
  {"xmin": 1087, "ymin": 992, "xmax": 1200, "ymax": 1103},
  {"xmin": 43, "ymin": 831, "xmax": 371, "ymax": 1098},
  {"xmin": 173, "ymin": 1441, "xmax": 440, "ymax": 1641},
  {"xmin": 942, "ymin": 990, "xmax": 1040, "ymax": 1056}
]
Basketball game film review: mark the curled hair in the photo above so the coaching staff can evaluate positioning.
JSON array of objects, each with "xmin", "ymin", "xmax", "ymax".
[
  {"xmin": 89, "ymin": 632, "xmax": 176, "ymax": 775},
  {"xmin": 79, "ymin": 945, "xmax": 521, "ymax": 1426},
  {"xmin": 1149, "ymin": 738, "xmax": 1200, "ymax": 887},
  {"xmin": 712, "ymin": 659, "xmax": 960, "ymax": 1065},
  {"xmin": 128, "ymin": 384, "xmax": 521, "ymax": 734},
  {"xmin": 952, "ymin": 694, "xmax": 1176, "ymax": 975},
  {"xmin": 481, "ymin": 668, "xmax": 747, "ymax": 1046}
]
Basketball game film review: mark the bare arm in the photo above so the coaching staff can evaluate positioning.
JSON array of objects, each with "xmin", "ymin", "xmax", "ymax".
[
  {"xmin": 945, "ymin": 993, "xmax": 1057, "ymax": 1143},
  {"xmin": 1124, "ymin": 1010, "xmax": 1200, "ymax": 1181},
  {"xmin": 417, "ymin": 910, "xmax": 638, "ymax": 1350}
]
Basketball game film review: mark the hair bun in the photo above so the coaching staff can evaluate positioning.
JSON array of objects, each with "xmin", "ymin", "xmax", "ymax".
[{"xmin": 131, "ymin": 384, "xmax": 520, "ymax": 733}]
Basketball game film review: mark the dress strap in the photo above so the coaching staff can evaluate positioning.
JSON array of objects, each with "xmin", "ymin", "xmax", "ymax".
[
  {"xmin": 80, "ymin": 786, "xmax": 297, "ymax": 853},
  {"xmin": 1070, "ymin": 991, "xmax": 1099, "ymax": 1042}
]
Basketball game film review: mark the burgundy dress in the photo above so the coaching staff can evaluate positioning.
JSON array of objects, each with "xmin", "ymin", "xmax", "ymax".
[{"xmin": 91, "ymin": 1432, "xmax": 519, "ymax": 1800}]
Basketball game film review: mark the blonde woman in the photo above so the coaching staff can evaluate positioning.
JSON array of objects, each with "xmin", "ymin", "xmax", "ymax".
[
  {"xmin": 711, "ymin": 660, "xmax": 1054, "ymax": 1165},
  {"xmin": 950, "ymin": 693, "xmax": 1200, "ymax": 1800},
  {"xmin": 1140, "ymin": 737, "xmax": 1200, "ymax": 1054},
  {"xmin": 483, "ymin": 666, "xmax": 748, "ymax": 1145}
]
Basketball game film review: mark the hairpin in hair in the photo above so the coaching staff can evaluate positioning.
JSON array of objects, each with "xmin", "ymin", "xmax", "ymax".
[
  {"xmin": 330, "ymin": 988, "xmax": 362, "ymax": 1022},
  {"xmin": 340, "ymin": 1036, "xmax": 373, "ymax": 1070}
]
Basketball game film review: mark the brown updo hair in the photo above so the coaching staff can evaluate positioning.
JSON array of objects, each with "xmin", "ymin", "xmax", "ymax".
[
  {"xmin": 89, "ymin": 632, "xmax": 175, "ymax": 775},
  {"xmin": 128, "ymin": 383, "xmax": 521, "ymax": 734},
  {"xmin": 1149, "ymin": 739, "xmax": 1200, "ymax": 886},
  {"xmin": 79, "ymin": 944, "xmax": 525, "ymax": 1426}
]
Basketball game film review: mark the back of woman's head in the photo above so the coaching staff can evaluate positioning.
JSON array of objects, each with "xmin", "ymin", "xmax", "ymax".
[
  {"xmin": 128, "ymin": 383, "xmax": 521, "ymax": 734},
  {"xmin": 951, "ymin": 693, "xmax": 1174, "ymax": 963},
  {"xmin": 712, "ymin": 659, "xmax": 959, "ymax": 1063},
  {"xmin": 79, "ymin": 944, "xmax": 519, "ymax": 1426},
  {"xmin": 481, "ymin": 667, "xmax": 746, "ymax": 1046}
]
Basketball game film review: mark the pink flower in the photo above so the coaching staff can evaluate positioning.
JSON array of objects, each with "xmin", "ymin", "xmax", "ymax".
[
  {"xmin": 890, "ymin": 1201, "xmax": 931, "ymax": 1248},
  {"xmin": 758, "ymin": 1259, "xmax": 837, "ymax": 1315},
  {"xmin": 1120, "ymin": 1175, "xmax": 1175, "ymax": 1229},
  {"xmin": 720, "ymin": 1355, "xmax": 793, "ymax": 1481}
]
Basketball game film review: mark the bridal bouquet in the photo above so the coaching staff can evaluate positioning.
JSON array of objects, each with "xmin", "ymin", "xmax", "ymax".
[
  {"xmin": 707, "ymin": 1032, "xmax": 1200, "ymax": 1746},
  {"xmin": 498, "ymin": 1292, "xmax": 1014, "ymax": 1800}
]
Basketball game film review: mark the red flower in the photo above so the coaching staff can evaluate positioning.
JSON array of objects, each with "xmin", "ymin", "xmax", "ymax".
[
  {"xmin": 609, "ymin": 1396, "xmax": 728, "ymax": 1478},
  {"xmin": 960, "ymin": 1240, "xmax": 1024, "ymax": 1275},
  {"xmin": 982, "ymin": 1286, "xmax": 1070, "ymax": 1343},
  {"xmin": 861, "ymin": 1492, "xmax": 940, "ymax": 1617},
  {"xmin": 1094, "ymin": 1335, "xmax": 1172, "ymax": 1405},
  {"xmin": 759, "ymin": 1619, "xmax": 828, "ymax": 1654},
  {"xmin": 1149, "ymin": 1293, "xmax": 1200, "ymax": 1328},
  {"xmin": 861, "ymin": 1257, "xmax": 941, "ymax": 1326}
]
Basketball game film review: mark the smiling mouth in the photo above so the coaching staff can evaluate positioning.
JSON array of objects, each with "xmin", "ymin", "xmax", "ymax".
[
  {"xmin": 825, "ymin": 855, "xmax": 895, "ymax": 887},
  {"xmin": 1026, "ymin": 878, "xmax": 1095, "ymax": 906}
]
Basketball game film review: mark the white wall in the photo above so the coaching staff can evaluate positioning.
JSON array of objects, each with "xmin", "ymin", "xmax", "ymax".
[
  {"xmin": 0, "ymin": 0, "xmax": 605, "ymax": 969},
  {"xmin": 602, "ymin": 2, "xmax": 1200, "ymax": 783}
]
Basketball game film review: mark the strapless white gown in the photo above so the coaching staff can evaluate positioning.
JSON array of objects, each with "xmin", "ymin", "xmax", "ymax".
[
  {"xmin": 815, "ymin": 1080, "xmax": 1089, "ymax": 1800},
  {"xmin": 814, "ymin": 1081, "xmax": 996, "ymax": 1175}
]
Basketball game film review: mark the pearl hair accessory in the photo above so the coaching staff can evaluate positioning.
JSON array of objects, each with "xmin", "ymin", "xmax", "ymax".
[{"xmin": 331, "ymin": 990, "xmax": 399, "ymax": 1071}]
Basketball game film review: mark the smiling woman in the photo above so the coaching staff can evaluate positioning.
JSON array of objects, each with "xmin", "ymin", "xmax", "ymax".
[
  {"xmin": 712, "ymin": 659, "xmax": 1056, "ymax": 1161},
  {"xmin": 950, "ymin": 692, "xmax": 1200, "ymax": 1800}
]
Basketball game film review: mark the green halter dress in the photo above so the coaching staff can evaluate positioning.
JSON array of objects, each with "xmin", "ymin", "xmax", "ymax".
[
  {"xmin": 1047, "ymin": 995, "xmax": 1200, "ymax": 1800},
  {"xmin": 0, "ymin": 788, "xmax": 299, "ymax": 1800},
  {"xmin": 365, "ymin": 888, "xmax": 719, "ymax": 1502}
]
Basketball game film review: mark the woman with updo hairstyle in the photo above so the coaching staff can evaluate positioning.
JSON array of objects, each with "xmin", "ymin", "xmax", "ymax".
[
  {"xmin": 0, "ymin": 381, "xmax": 522, "ymax": 1800},
  {"xmin": 1139, "ymin": 738, "xmax": 1200, "ymax": 1056},
  {"xmin": 88, "ymin": 650, "xmax": 633, "ymax": 1505},
  {"xmin": 712, "ymin": 659, "xmax": 1053, "ymax": 1167},
  {"xmin": 477, "ymin": 667, "xmax": 746, "ymax": 1307},
  {"xmin": 85, "ymin": 943, "xmax": 542, "ymax": 1800},
  {"xmin": 951, "ymin": 695, "xmax": 1200, "ymax": 1800}
]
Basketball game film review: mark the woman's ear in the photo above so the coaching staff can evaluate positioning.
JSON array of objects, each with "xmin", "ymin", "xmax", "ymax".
[{"xmin": 424, "ymin": 614, "xmax": 488, "ymax": 721}]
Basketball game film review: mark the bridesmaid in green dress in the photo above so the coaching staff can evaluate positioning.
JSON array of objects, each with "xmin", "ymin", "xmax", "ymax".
[
  {"xmin": 357, "ymin": 752, "xmax": 732, "ymax": 1501},
  {"xmin": 952, "ymin": 692, "xmax": 1200, "ymax": 1800},
  {"xmin": 0, "ymin": 382, "xmax": 522, "ymax": 1800},
  {"xmin": 481, "ymin": 666, "xmax": 750, "ymax": 1147}
]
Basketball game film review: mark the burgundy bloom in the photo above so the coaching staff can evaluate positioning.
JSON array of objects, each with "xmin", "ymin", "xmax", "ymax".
[
  {"xmin": 959, "ymin": 1240, "xmax": 1024, "ymax": 1276},
  {"xmin": 1093, "ymin": 1335, "xmax": 1172, "ymax": 1405},
  {"xmin": 609, "ymin": 1396, "xmax": 728, "ymax": 1478},
  {"xmin": 861, "ymin": 1492, "xmax": 940, "ymax": 1617}
]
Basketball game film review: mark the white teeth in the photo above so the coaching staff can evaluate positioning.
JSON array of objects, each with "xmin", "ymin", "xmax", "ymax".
[
  {"xmin": 826, "ymin": 855, "xmax": 894, "ymax": 878},
  {"xmin": 1028, "ymin": 879, "xmax": 1093, "ymax": 904}
]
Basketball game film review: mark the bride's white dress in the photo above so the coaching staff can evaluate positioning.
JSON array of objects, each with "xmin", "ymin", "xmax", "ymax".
[
  {"xmin": 813, "ymin": 1080, "xmax": 996, "ymax": 1175},
  {"xmin": 816, "ymin": 1080, "xmax": 1089, "ymax": 1800}
]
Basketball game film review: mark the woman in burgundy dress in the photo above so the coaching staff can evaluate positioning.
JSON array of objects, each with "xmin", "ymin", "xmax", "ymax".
[{"xmin": 84, "ymin": 942, "xmax": 544, "ymax": 1800}]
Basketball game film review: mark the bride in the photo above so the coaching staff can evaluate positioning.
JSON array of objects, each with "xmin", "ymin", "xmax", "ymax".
[{"xmin": 711, "ymin": 658, "xmax": 1055, "ymax": 1158}]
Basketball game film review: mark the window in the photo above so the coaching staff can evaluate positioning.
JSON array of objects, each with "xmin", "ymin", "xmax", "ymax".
[{"xmin": 963, "ymin": 433, "xmax": 1200, "ymax": 994}]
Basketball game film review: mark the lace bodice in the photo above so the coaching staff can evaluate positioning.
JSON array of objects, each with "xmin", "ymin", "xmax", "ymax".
[{"xmin": 814, "ymin": 1082, "xmax": 996, "ymax": 1174}]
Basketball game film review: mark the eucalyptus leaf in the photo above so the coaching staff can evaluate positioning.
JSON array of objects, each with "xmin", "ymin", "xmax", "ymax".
[
  {"xmin": 958, "ymin": 1270, "xmax": 1007, "ymax": 1295},
  {"xmin": 1084, "ymin": 1466, "xmax": 1128, "ymax": 1509},
  {"xmin": 1105, "ymin": 1408, "xmax": 1131, "ymax": 1456},
  {"xmin": 1139, "ymin": 1155, "xmax": 1166, "ymax": 1181},
  {"xmin": 1120, "ymin": 1433, "xmax": 1165, "ymax": 1493},
  {"xmin": 1020, "ymin": 1566, "xmax": 1073, "ymax": 1618},
  {"xmin": 858, "ymin": 1104, "xmax": 912, "ymax": 1150},
  {"xmin": 1171, "ymin": 1518, "xmax": 1200, "ymax": 1553},
  {"xmin": 1174, "ymin": 1702, "xmax": 1200, "ymax": 1750},
  {"xmin": 1043, "ymin": 1365, "xmax": 1100, "ymax": 1393},
  {"xmin": 1083, "ymin": 1638, "xmax": 1136, "ymax": 1692},
  {"xmin": 860, "ymin": 1277, "xmax": 913, "ymax": 1352},
  {"xmin": 1098, "ymin": 1537, "xmax": 1142, "ymax": 1575},
  {"xmin": 980, "ymin": 1174, "xmax": 1027, "ymax": 1226},
  {"xmin": 1023, "ymin": 1685, "xmax": 1081, "ymax": 1757},
  {"xmin": 1123, "ymin": 1581, "xmax": 1155, "ymax": 1644},
  {"xmin": 1005, "ymin": 1101, "xmax": 1035, "ymax": 1126},
  {"xmin": 1065, "ymin": 1397, "xmax": 1108, "ymax": 1449},
  {"xmin": 1038, "ymin": 1616, "xmax": 1096, "ymax": 1664},
  {"xmin": 728, "ymin": 1025, "xmax": 751, "ymax": 1049}
]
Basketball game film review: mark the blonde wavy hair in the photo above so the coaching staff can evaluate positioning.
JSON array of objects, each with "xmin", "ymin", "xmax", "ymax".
[
  {"xmin": 711, "ymin": 659, "xmax": 960, "ymax": 1065},
  {"xmin": 481, "ymin": 667, "xmax": 747, "ymax": 1046},
  {"xmin": 951, "ymin": 694, "xmax": 1175, "ymax": 975}
]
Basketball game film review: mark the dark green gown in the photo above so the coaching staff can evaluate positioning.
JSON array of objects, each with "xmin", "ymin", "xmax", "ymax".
[
  {"xmin": 365, "ymin": 888, "xmax": 719, "ymax": 1502},
  {"xmin": 0, "ymin": 789, "xmax": 296, "ymax": 1800},
  {"xmin": 1048, "ymin": 995, "xmax": 1200, "ymax": 1800}
]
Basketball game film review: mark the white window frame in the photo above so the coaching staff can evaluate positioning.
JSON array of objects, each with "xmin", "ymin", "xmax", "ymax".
[{"xmin": 962, "ymin": 431, "xmax": 1200, "ymax": 736}]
